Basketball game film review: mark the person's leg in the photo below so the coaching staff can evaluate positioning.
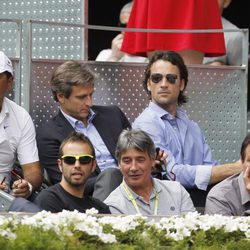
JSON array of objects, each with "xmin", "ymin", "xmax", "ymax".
[
  {"xmin": 92, "ymin": 168, "xmax": 123, "ymax": 201},
  {"xmin": 178, "ymin": 49, "xmax": 204, "ymax": 64}
]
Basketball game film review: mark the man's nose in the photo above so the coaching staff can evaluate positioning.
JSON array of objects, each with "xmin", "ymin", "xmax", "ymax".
[
  {"xmin": 130, "ymin": 161, "xmax": 137, "ymax": 171},
  {"xmin": 160, "ymin": 77, "xmax": 169, "ymax": 87},
  {"xmin": 85, "ymin": 95, "xmax": 93, "ymax": 106},
  {"xmin": 74, "ymin": 159, "xmax": 81, "ymax": 168}
]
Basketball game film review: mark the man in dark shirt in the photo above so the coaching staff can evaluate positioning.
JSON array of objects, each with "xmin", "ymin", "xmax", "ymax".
[{"xmin": 34, "ymin": 132, "xmax": 110, "ymax": 214}]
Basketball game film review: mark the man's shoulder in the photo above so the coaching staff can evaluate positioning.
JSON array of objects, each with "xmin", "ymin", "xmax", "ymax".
[
  {"xmin": 134, "ymin": 106, "xmax": 156, "ymax": 123},
  {"xmin": 92, "ymin": 105, "xmax": 129, "ymax": 125},
  {"xmin": 104, "ymin": 185, "xmax": 123, "ymax": 204},
  {"xmin": 208, "ymin": 173, "xmax": 240, "ymax": 198},
  {"xmin": 35, "ymin": 184, "xmax": 60, "ymax": 200},
  {"xmin": 155, "ymin": 178, "xmax": 183, "ymax": 192},
  {"xmin": 92, "ymin": 105, "xmax": 121, "ymax": 113},
  {"xmin": 37, "ymin": 111, "xmax": 71, "ymax": 135},
  {"xmin": 89, "ymin": 196, "xmax": 109, "ymax": 207},
  {"xmin": 4, "ymin": 97, "xmax": 30, "ymax": 116}
]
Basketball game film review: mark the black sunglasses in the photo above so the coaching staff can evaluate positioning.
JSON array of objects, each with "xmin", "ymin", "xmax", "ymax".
[
  {"xmin": 61, "ymin": 154, "xmax": 94, "ymax": 165},
  {"xmin": 150, "ymin": 73, "xmax": 178, "ymax": 84}
]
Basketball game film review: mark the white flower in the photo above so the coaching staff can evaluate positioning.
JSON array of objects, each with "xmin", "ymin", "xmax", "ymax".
[
  {"xmin": 0, "ymin": 229, "xmax": 16, "ymax": 240},
  {"xmin": 99, "ymin": 214, "xmax": 143, "ymax": 233},
  {"xmin": 98, "ymin": 233, "xmax": 116, "ymax": 244},
  {"xmin": 245, "ymin": 229, "xmax": 250, "ymax": 238},
  {"xmin": 85, "ymin": 208, "xmax": 99, "ymax": 215},
  {"xmin": 1, "ymin": 211, "xmax": 250, "ymax": 246}
]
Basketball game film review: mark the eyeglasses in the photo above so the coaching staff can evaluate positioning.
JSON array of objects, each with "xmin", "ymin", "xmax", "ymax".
[
  {"xmin": 150, "ymin": 73, "xmax": 178, "ymax": 84},
  {"xmin": 61, "ymin": 154, "xmax": 94, "ymax": 165}
]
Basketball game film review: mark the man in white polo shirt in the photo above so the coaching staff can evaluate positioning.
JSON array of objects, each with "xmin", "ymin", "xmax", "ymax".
[{"xmin": 0, "ymin": 51, "xmax": 42, "ymax": 198}]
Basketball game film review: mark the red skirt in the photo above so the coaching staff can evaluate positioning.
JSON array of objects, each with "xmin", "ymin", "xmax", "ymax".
[{"xmin": 121, "ymin": 0, "xmax": 225, "ymax": 57}]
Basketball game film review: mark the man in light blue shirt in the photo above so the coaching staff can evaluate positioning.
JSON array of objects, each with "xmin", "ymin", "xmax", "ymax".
[{"xmin": 133, "ymin": 51, "xmax": 242, "ymax": 191}]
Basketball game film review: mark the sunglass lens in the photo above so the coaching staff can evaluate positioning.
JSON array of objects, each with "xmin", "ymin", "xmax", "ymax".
[
  {"xmin": 63, "ymin": 156, "xmax": 76, "ymax": 165},
  {"xmin": 166, "ymin": 74, "xmax": 178, "ymax": 84},
  {"xmin": 151, "ymin": 74, "xmax": 163, "ymax": 83},
  {"xmin": 79, "ymin": 156, "xmax": 92, "ymax": 164}
]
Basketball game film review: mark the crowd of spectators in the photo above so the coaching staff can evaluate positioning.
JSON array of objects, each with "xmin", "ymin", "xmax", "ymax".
[{"xmin": 0, "ymin": 0, "xmax": 249, "ymax": 216}]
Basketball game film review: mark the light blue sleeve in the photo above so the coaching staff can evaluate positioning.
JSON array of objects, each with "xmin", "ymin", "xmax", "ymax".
[{"xmin": 133, "ymin": 115, "xmax": 212, "ymax": 190}]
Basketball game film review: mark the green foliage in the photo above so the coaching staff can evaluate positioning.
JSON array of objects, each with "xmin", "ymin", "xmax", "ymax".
[{"xmin": 0, "ymin": 212, "xmax": 250, "ymax": 250}]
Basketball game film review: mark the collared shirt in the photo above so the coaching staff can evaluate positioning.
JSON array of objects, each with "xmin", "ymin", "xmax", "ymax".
[
  {"xmin": 133, "ymin": 102, "xmax": 217, "ymax": 190},
  {"xmin": 61, "ymin": 108, "xmax": 117, "ymax": 171},
  {"xmin": 104, "ymin": 178, "xmax": 196, "ymax": 216},
  {"xmin": 205, "ymin": 172, "xmax": 250, "ymax": 216},
  {"xmin": 0, "ymin": 97, "xmax": 39, "ymax": 187}
]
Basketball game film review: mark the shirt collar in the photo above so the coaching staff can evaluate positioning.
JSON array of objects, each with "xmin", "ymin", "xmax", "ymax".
[
  {"xmin": 238, "ymin": 171, "xmax": 250, "ymax": 205},
  {"xmin": 122, "ymin": 177, "xmax": 161, "ymax": 201},
  {"xmin": 148, "ymin": 101, "xmax": 188, "ymax": 120},
  {"xmin": 60, "ymin": 108, "xmax": 96, "ymax": 129}
]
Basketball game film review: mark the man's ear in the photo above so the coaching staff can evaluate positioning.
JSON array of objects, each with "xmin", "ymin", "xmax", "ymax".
[
  {"xmin": 56, "ymin": 92, "xmax": 65, "ymax": 104},
  {"xmin": 147, "ymin": 81, "xmax": 151, "ymax": 92},
  {"xmin": 91, "ymin": 160, "xmax": 97, "ymax": 173},
  {"xmin": 7, "ymin": 76, "xmax": 14, "ymax": 92},
  {"xmin": 180, "ymin": 79, "xmax": 185, "ymax": 91},
  {"xmin": 58, "ymin": 159, "xmax": 63, "ymax": 172}
]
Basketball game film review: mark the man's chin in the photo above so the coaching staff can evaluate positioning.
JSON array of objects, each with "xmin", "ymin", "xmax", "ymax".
[
  {"xmin": 68, "ymin": 179, "xmax": 86, "ymax": 187},
  {"xmin": 126, "ymin": 177, "xmax": 143, "ymax": 187}
]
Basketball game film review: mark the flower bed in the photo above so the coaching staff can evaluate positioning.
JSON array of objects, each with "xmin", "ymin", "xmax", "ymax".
[{"xmin": 0, "ymin": 210, "xmax": 250, "ymax": 249}]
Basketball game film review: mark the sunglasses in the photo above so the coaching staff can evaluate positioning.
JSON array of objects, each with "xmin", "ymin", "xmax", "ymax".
[
  {"xmin": 61, "ymin": 154, "xmax": 94, "ymax": 165},
  {"xmin": 150, "ymin": 73, "xmax": 178, "ymax": 84}
]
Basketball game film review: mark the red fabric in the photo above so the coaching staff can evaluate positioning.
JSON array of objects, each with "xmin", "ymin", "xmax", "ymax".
[{"xmin": 121, "ymin": 0, "xmax": 226, "ymax": 57}]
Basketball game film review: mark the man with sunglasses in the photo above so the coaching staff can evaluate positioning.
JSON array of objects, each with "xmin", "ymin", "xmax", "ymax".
[
  {"xmin": 133, "ymin": 51, "xmax": 242, "ymax": 207},
  {"xmin": 34, "ymin": 132, "xmax": 110, "ymax": 213}
]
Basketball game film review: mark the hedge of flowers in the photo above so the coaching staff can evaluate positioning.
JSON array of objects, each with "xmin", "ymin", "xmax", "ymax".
[{"xmin": 0, "ymin": 209, "xmax": 250, "ymax": 249}]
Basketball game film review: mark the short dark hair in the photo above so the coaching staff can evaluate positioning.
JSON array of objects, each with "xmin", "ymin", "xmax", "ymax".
[
  {"xmin": 143, "ymin": 50, "xmax": 188, "ymax": 106},
  {"xmin": 240, "ymin": 133, "xmax": 250, "ymax": 162},
  {"xmin": 59, "ymin": 131, "xmax": 96, "ymax": 159},
  {"xmin": 51, "ymin": 60, "xmax": 96, "ymax": 102},
  {"xmin": 115, "ymin": 129, "xmax": 155, "ymax": 162},
  {"xmin": 1, "ymin": 71, "xmax": 13, "ymax": 80}
]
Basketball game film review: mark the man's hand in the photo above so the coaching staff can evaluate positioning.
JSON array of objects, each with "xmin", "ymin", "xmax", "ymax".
[
  {"xmin": 12, "ymin": 179, "xmax": 31, "ymax": 198},
  {"xmin": 0, "ymin": 182, "xmax": 8, "ymax": 192},
  {"xmin": 243, "ymin": 166, "xmax": 250, "ymax": 193},
  {"xmin": 108, "ymin": 33, "xmax": 125, "ymax": 61},
  {"xmin": 154, "ymin": 149, "xmax": 167, "ymax": 171}
]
